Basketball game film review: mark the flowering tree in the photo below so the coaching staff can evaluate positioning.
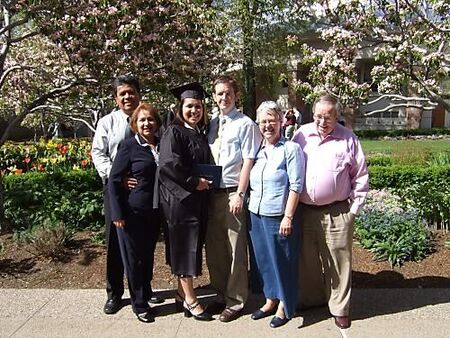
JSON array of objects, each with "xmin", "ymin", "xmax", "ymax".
[
  {"xmin": 288, "ymin": 0, "xmax": 450, "ymax": 116},
  {"xmin": 29, "ymin": 0, "xmax": 227, "ymax": 93}
]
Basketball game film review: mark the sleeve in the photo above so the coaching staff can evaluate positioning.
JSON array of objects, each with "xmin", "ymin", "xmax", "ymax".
[
  {"xmin": 241, "ymin": 120, "xmax": 263, "ymax": 160},
  {"xmin": 91, "ymin": 117, "xmax": 112, "ymax": 182},
  {"xmin": 159, "ymin": 127, "xmax": 198, "ymax": 200},
  {"xmin": 108, "ymin": 140, "xmax": 131, "ymax": 221},
  {"xmin": 348, "ymin": 136, "xmax": 369, "ymax": 214},
  {"xmin": 285, "ymin": 142, "xmax": 305, "ymax": 193}
]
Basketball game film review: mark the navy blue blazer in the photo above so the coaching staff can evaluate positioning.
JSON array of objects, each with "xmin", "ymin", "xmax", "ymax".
[{"xmin": 108, "ymin": 135, "xmax": 158, "ymax": 221}]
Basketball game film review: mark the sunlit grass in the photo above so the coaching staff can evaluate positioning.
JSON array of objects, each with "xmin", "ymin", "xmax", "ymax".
[
  {"xmin": 361, "ymin": 139, "xmax": 450, "ymax": 166},
  {"xmin": 361, "ymin": 139, "xmax": 450, "ymax": 156}
]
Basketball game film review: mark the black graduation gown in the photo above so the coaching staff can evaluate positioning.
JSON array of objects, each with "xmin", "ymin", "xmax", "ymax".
[{"xmin": 159, "ymin": 123, "xmax": 211, "ymax": 276}]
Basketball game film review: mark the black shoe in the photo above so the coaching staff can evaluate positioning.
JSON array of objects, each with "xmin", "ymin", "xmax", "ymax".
[
  {"xmin": 136, "ymin": 310, "xmax": 155, "ymax": 323},
  {"xmin": 206, "ymin": 301, "xmax": 226, "ymax": 315},
  {"xmin": 103, "ymin": 298, "xmax": 121, "ymax": 315},
  {"xmin": 270, "ymin": 316, "xmax": 290, "ymax": 328},
  {"xmin": 184, "ymin": 301, "xmax": 214, "ymax": 321},
  {"xmin": 251, "ymin": 308, "xmax": 276, "ymax": 320},
  {"xmin": 148, "ymin": 296, "xmax": 165, "ymax": 304}
]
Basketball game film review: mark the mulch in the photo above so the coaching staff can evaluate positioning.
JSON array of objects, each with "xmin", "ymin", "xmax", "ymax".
[{"xmin": 1, "ymin": 230, "xmax": 449, "ymax": 289}]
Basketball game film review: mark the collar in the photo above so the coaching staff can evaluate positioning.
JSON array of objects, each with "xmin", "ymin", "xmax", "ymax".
[
  {"xmin": 135, "ymin": 134, "xmax": 150, "ymax": 147},
  {"xmin": 183, "ymin": 122, "xmax": 200, "ymax": 132},
  {"xmin": 220, "ymin": 107, "xmax": 239, "ymax": 121},
  {"xmin": 261, "ymin": 136, "xmax": 286, "ymax": 149},
  {"xmin": 116, "ymin": 109, "xmax": 131, "ymax": 120}
]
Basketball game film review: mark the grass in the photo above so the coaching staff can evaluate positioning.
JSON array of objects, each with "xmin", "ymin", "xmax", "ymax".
[{"xmin": 361, "ymin": 139, "xmax": 450, "ymax": 156}]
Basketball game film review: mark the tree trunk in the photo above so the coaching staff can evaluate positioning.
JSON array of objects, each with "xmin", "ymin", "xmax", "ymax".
[{"xmin": 0, "ymin": 174, "xmax": 6, "ymax": 231}]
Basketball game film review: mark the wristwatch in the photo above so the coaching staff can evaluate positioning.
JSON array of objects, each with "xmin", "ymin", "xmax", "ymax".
[{"xmin": 238, "ymin": 191, "xmax": 245, "ymax": 198}]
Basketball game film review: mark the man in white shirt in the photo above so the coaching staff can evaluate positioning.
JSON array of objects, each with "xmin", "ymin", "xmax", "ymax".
[
  {"xmin": 206, "ymin": 75, "xmax": 262, "ymax": 322},
  {"xmin": 92, "ymin": 75, "xmax": 163, "ymax": 314}
]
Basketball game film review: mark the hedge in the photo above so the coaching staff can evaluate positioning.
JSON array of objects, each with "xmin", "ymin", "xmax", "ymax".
[
  {"xmin": 3, "ymin": 169, "xmax": 103, "ymax": 231},
  {"xmin": 3, "ymin": 165, "xmax": 449, "ymax": 232},
  {"xmin": 369, "ymin": 165, "xmax": 450, "ymax": 229}
]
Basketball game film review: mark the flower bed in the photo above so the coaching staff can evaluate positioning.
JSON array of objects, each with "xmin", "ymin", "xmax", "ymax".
[{"xmin": 0, "ymin": 138, "xmax": 93, "ymax": 175}]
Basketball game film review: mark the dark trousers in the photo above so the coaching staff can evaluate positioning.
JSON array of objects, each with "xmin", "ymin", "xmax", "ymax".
[
  {"xmin": 117, "ymin": 210, "xmax": 160, "ymax": 314},
  {"xmin": 103, "ymin": 184, "xmax": 124, "ymax": 300}
]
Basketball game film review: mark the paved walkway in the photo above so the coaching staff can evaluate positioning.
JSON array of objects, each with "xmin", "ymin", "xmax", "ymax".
[{"xmin": 1, "ymin": 288, "xmax": 449, "ymax": 337}]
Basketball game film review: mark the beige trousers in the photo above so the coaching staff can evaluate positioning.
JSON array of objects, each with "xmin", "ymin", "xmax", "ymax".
[
  {"xmin": 298, "ymin": 200, "xmax": 354, "ymax": 316},
  {"xmin": 205, "ymin": 191, "xmax": 248, "ymax": 310}
]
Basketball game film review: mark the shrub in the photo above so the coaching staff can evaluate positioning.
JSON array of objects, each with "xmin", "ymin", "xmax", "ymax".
[
  {"xmin": 15, "ymin": 219, "xmax": 75, "ymax": 259},
  {"xmin": 3, "ymin": 169, "xmax": 103, "ymax": 232},
  {"xmin": 366, "ymin": 154, "xmax": 392, "ymax": 166},
  {"xmin": 368, "ymin": 165, "xmax": 450, "ymax": 228},
  {"xmin": 428, "ymin": 152, "xmax": 450, "ymax": 166},
  {"xmin": 355, "ymin": 190, "xmax": 433, "ymax": 267}
]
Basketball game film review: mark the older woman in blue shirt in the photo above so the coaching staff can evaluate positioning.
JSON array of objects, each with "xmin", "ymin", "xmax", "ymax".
[{"xmin": 248, "ymin": 101, "xmax": 305, "ymax": 328}]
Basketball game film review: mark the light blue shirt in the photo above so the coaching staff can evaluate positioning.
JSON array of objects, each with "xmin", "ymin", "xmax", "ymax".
[
  {"xmin": 208, "ymin": 108, "xmax": 262, "ymax": 188},
  {"xmin": 248, "ymin": 137, "xmax": 305, "ymax": 216}
]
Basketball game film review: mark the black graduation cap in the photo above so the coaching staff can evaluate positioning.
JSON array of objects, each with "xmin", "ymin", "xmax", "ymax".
[{"xmin": 170, "ymin": 82, "xmax": 206, "ymax": 101}]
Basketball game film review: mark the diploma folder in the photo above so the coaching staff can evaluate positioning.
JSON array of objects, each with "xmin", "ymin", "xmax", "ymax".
[{"xmin": 193, "ymin": 164, "xmax": 222, "ymax": 188}]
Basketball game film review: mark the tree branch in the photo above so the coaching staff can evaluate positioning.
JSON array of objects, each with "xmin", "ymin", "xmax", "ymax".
[
  {"xmin": 403, "ymin": 0, "xmax": 450, "ymax": 33},
  {"xmin": 0, "ymin": 79, "xmax": 88, "ymax": 146},
  {"xmin": 0, "ymin": 15, "xmax": 30, "ymax": 36},
  {"xmin": 9, "ymin": 31, "xmax": 39, "ymax": 44},
  {"xmin": 0, "ymin": 65, "xmax": 32, "ymax": 89},
  {"xmin": 28, "ymin": 105, "xmax": 96, "ymax": 132}
]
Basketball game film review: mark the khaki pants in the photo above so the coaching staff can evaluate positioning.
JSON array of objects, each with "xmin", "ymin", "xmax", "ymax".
[
  {"xmin": 205, "ymin": 191, "xmax": 248, "ymax": 310},
  {"xmin": 298, "ymin": 200, "xmax": 354, "ymax": 316}
]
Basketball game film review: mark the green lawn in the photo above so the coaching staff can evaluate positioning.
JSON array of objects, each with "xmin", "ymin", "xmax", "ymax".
[{"xmin": 361, "ymin": 139, "xmax": 450, "ymax": 156}]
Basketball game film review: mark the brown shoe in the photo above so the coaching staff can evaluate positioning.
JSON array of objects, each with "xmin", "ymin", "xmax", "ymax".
[
  {"xmin": 219, "ymin": 308, "xmax": 241, "ymax": 322},
  {"xmin": 334, "ymin": 315, "xmax": 351, "ymax": 329}
]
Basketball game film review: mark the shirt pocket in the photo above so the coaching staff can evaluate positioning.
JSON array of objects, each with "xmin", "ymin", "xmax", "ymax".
[{"xmin": 328, "ymin": 153, "xmax": 346, "ymax": 172}]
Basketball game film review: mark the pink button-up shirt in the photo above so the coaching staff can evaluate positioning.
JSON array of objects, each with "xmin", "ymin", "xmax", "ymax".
[{"xmin": 292, "ymin": 122, "xmax": 369, "ymax": 214}]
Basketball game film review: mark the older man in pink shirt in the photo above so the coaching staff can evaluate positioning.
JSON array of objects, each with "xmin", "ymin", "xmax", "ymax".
[{"xmin": 292, "ymin": 94, "xmax": 368, "ymax": 329}]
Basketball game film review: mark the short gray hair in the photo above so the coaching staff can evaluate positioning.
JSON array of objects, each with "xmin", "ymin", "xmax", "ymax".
[
  {"xmin": 256, "ymin": 101, "xmax": 284, "ymax": 123},
  {"xmin": 312, "ymin": 94, "xmax": 343, "ymax": 116}
]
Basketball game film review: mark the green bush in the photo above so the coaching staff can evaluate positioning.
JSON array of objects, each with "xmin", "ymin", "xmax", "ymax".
[
  {"xmin": 369, "ymin": 165, "xmax": 450, "ymax": 189},
  {"xmin": 355, "ymin": 128, "xmax": 450, "ymax": 139},
  {"xmin": 355, "ymin": 190, "xmax": 433, "ymax": 267},
  {"xmin": 15, "ymin": 219, "xmax": 75, "ymax": 259},
  {"xmin": 366, "ymin": 155, "xmax": 392, "ymax": 166},
  {"xmin": 368, "ymin": 165, "xmax": 450, "ymax": 228},
  {"xmin": 428, "ymin": 152, "xmax": 450, "ymax": 166},
  {"xmin": 3, "ymin": 169, "xmax": 103, "ymax": 232}
]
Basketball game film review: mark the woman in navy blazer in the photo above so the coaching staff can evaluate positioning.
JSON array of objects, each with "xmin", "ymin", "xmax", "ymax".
[{"xmin": 108, "ymin": 102, "xmax": 162, "ymax": 323}]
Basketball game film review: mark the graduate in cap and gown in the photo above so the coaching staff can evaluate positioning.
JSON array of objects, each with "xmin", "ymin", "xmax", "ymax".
[{"xmin": 159, "ymin": 82, "xmax": 214, "ymax": 321}]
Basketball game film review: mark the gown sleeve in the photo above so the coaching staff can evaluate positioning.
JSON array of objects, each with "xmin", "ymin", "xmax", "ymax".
[{"xmin": 159, "ymin": 126, "xmax": 199, "ymax": 200}]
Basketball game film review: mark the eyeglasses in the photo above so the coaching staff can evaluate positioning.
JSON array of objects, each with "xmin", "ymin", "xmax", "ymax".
[{"xmin": 313, "ymin": 114, "xmax": 335, "ymax": 122}]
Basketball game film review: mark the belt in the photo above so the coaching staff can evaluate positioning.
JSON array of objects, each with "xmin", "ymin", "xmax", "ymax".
[
  {"xmin": 214, "ymin": 186, "xmax": 238, "ymax": 194},
  {"xmin": 301, "ymin": 200, "xmax": 348, "ymax": 209}
]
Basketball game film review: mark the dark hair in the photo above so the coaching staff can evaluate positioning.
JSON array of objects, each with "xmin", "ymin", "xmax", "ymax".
[
  {"xmin": 285, "ymin": 114, "xmax": 296, "ymax": 124},
  {"xmin": 312, "ymin": 94, "xmax": 343, "ymax": 116},
  {"xmin": 112, "ymin": 75, "xmax": 141, "ymax": 97},
  {"xmin": 172, "ymin": 98, "xmax": 208, "ymax": 129},
  {"xmin": 213, "ymin": 75, "xmax": 239, "ymax": 95},
  {"xmin": 129, "ymin": 102, "xmax": 161, "ymax": 134}
]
